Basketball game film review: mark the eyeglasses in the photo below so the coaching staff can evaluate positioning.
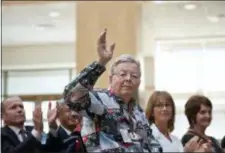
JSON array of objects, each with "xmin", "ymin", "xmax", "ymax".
[
  {"xmin": 154, "ymin": 103, "xmax": 172, "ymax": 109},
  {"xmin": 113, "ymin": 71, "xmax": 140, "ymax": 80}
]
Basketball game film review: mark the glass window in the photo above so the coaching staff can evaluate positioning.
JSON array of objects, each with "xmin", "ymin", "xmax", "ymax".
[
  {"xmin": 203, "ymin": 49, "xmax": 225, "ymax": 92},
  {"xmin": 206, "ymin": 111, "xmax": 225, "ymax": 140},
  {"xmin": 172, "ymin": 112, "xmax": 189, "ymax": 139},
  {"xmin": 43, "ymin": 120, "xmax": 49, "ymax": 133},
  {"xmin": 7, "ymin": 70, "xmax": 70, "ymax": 95},
  {"xmin": 41, "ymin": 101, "xmax": 57, "ymax": 120},
  {"xmin": 23, "ymin": 101, "xmax": 35, "ymax": 120},
  {"xmin": 24, "ymin": 120, "xmax": 34, "ymax": 126},
  {"xmin": 155, "ymin": 50, "xmax": 201, "ymax": 93}
]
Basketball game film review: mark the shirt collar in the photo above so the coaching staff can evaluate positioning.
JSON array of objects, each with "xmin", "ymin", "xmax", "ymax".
[
  {"xmin": 60, "ymin": 125, "xmax": 72, "ymax": 135},
  {"xmin": 8, "ymin": 126, "xmax": 25, "ymax": 135},
  {"xmin": 150, "ymin": 123, "xmax": 162, "ymax": 139}
]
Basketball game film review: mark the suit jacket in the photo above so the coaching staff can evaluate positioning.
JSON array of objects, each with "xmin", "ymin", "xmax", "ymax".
[
  {"xmin": 1, "ymin": 125, "xmax": 62, "ymax": 153},
  {"xmin": 58, "ymin": 126, "xmax": 87, "ymax": 153},
  {"xmin": 221, "ymin": 135, "xmax": 225, "ymax": 149}
]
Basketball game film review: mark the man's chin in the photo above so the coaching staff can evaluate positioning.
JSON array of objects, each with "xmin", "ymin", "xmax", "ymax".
[
  {"xmin": 121, "ymin": 91, "xmax": 133, "ymax": 97},
  {"xmin": 16, "ymin": 120, "xmax": 25, "ymax": 125}
]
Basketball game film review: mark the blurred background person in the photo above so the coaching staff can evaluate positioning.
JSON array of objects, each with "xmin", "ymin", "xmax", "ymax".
[
  {"xmin": 145, "ymin": 91, "xmax": 202, "ymax": 152},
  {"xmin": 57, "ymin": 99, "xmax": 87, "ymax": 153},
  {"xmin": 221, "ymin": 135, "xmax": 225, "ymax": 152},
  {"xmin": 1, "ymin": 96, "xmax": 60, "ymax": 153},
  {"xmin": 181, "ymin": 95, "xmax": 223, "ymax": 152}
]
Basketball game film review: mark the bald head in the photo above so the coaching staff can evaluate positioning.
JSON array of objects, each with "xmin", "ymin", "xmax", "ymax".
[
  {"xmin": 2, "ymin": 96, "xmax": 23, "ymax": 112},
  {"xmin": 2, "ymin": 96, "xmax": 25, "ymax": 127}
]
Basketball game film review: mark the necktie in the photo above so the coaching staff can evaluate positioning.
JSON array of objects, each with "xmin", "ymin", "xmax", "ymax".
[{"xmin": 20, "ymin": 129, "xmax": 27, "ymax": 141}]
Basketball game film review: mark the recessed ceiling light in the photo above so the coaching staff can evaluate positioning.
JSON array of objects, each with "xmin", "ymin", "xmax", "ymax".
[
  {"xmin": 153, "ymin": 1, "xmax": 164, "ymax": 4},
  {"xmin": 207, "ymin": 16, "xmax": 219, "ymax": 23},
  {"xmin": 49, "ymin": 11, "xmax": 60, "ymax": 18},
  {"xmin": 184, "ymin": 4, "xmax": 197, "ymax": 10}
]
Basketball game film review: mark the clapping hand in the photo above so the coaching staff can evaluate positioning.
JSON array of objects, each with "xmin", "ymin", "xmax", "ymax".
[
  {"xmin": 33, "ymin": 104, "xmax": 43, "ymax": 133},
  {"xmin": 47, "ymin": 101, "xmax": 58, "ymax": 129}
]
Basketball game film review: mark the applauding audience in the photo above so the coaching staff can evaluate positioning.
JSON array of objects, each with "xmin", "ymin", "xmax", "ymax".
[
  {"xmin": 146, "ymin": 91, "xmax": 203, "ymax": 152},
  {"xmin": 1, "ymin": 96, "xmax": 61, "ymax": 153},
  {"xmin": 57, "ymin": 99, "xmax": 87, "ymax": 153},
  {"xmin": 221, "ymin": 135, "xmax": 225, "ymax": 152}
]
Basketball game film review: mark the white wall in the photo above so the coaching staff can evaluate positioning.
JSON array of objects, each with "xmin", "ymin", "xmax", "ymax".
[{"xmin": 2, "ymin": 43, "xmax": 76, "ymax": 70}]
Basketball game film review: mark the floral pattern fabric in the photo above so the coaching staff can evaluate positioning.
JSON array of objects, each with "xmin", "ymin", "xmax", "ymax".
[{"xmin": 63, "ymin": 61, "xmax": 162, "ymax": 153}]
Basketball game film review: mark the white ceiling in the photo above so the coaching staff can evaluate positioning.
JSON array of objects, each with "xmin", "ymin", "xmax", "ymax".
[
  {"xmin": 2, "ymin": 2, "xmax": 76, "ymax": 46},
  {"xmin": 143, "ymin": 1, "xmax": 225, "ymax": 39},
  {"xmin": 2, "ymin": 1, "xmax": 225, "ymax": 46}
]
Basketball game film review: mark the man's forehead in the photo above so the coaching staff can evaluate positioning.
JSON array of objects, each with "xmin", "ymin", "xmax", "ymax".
[
  {"xmin": 4, "ymin": 96, "xmax": 23, "ymax": 105},
  {"xmin": 114, "ymin": 63, "xmax": 140, "ymax": 73}
]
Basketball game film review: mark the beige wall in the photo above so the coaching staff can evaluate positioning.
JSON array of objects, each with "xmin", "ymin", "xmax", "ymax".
[
  {"xmin": 2, "ymin": 43, "xmax": 75, "ymax": 70},
  {"xmin": 76, "ymin": 1, "xmax": 142, "ymax": 88}
]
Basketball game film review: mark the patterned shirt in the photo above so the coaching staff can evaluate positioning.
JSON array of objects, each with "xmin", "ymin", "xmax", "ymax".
[{"xmin": 63, "ymin": 61, "xmax": 162, "ymax": 152}]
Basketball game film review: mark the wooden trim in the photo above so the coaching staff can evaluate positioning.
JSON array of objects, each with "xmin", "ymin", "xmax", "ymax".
[
  {"xmin": 2, "ymin": 1, "xmax": 56, "ymax": 6},
  {"xmin": 4, "ymin": 94, "xmax": 63, "ymax": 102}
]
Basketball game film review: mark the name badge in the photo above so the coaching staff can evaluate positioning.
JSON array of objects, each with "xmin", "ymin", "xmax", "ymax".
[
  {"xmin": 129, "ymin": 132, "xmax": 142, "ymax": 141},
  {"xmin": 120, "ymin": 129, "xmax": 142, "ymax": 143},
  {"xmin": 120, "ymin": 129, "xmax": 132, "ymax": 143}
]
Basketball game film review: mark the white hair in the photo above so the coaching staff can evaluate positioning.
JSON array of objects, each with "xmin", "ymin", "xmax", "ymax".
[{"xmin": 110, "ymin": 54, "xmax": 141, "ymax": 76}]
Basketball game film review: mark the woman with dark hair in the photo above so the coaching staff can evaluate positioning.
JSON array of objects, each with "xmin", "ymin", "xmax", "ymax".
[
  {"xmin": 182, "ymin": 94, "xmax": 223, "ymax": 152},
  {"xmin": 146, "ymin": 91, "xmax": 201, "ymax": 152}
]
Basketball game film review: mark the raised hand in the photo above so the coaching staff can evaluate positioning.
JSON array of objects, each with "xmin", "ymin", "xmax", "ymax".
[
  {"xmin": 97, "ymin": 29, "xmax": 115, "ymax": 66},
  {"xmin": 33, "ymin": 104, "xmax": 43, "ymax": 133},
  {"xmin": 47, "ymin": 101, "xmax": 58, "ymax": 129}
]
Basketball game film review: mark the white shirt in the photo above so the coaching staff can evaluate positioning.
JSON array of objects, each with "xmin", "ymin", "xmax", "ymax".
[
  {"xmin": 60, "ymin": 125, "xmax": 72, "ymax": 136},
  {"xmin": 151, "ymin": 124, "xmax": 184, "ymax": 152},
  {"xmin": 9, "ymin": 126, "xmax": 27, "ymax": 142},
  {"xmin": 8, "ymin": 126, "xmax": 41, "ymax": 142}
]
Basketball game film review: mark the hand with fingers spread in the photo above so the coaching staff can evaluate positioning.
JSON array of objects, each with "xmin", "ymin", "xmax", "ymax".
[
  {"xmin": 184, "ymin": 136, "xmax": 203, "ymax": 152},
  {"xmin": 47, "ymin": 101, "xmax": 59, "ymax": 130},
  {"xmin": 97, "ymin": 29, "xmax": 115, "ymax": 66},
  {"xmin": 33, "ymin": 105, "xmax": 43, "ymax": 133}
]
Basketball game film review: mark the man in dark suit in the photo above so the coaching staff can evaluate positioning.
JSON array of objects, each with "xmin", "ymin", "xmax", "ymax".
[
  {"xmin": 221, "ymin": 135, "xmax": 225, "ymax": 152},
  {"xmin": 1, "ymin": 96, "xmax": 62, "ymax": 153},
  {"xmin": 57, "ymin": 100, "xmax": 87, "ymax": 153}
]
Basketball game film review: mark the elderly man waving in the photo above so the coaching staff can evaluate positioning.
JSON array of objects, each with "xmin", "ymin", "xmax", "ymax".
[{"xmin": 63, "ymin": 29, "xmax": 162, "ymax": 152}]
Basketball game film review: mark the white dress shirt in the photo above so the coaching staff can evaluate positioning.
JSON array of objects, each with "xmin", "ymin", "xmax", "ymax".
[
  {"xmin": 151, "ymin": 124, "xmax": 184, "ymax": 152},
  {"xmin": 61, "ymin": 125, "xmax": 72, "ymax": 136},
  {"xmin": 8, "ymin": 126, "xmax": 41, "ymax": 142}
]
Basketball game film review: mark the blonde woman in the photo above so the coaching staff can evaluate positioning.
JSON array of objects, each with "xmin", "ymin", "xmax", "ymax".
[{"xmin": 146, "ymin": 91, "xmax": 203, "ymax": 152}]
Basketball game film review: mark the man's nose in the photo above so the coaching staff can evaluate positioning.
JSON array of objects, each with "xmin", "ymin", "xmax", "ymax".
[
  {"xmin": 124, "ymin": 74, "xmax": 132, "ymax": 80},
  {"xmin": 71, "ymin": 110, "xmax": 81, "ymax": 119},
  {"xmin": 17, "ymin": 107, "xmax": 23, "ymax": 113}
]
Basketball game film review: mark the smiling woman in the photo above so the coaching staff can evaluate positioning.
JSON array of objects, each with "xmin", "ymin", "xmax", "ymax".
[
  {"xmin": 145, "ymin": 91, "xmax": 185, "ymax": 152},
  {"xmin": 181, "ymin": 95, "xmax": 223, "ymax": 153}
]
